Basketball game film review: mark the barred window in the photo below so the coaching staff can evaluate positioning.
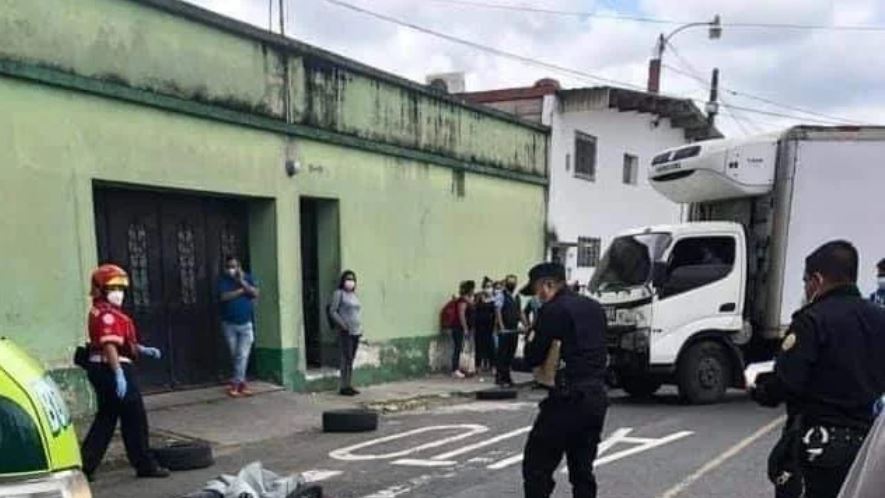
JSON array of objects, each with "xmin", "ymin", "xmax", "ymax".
[
  {"xmin": 574, "ymin": 132, "xmax": 597, "ymax": 181},
  {"xmin": 577, "ymin": 237, "xmax": 602, "ymax": 268}
]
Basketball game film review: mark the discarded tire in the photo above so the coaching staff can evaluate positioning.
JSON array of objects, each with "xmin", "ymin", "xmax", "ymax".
[
  {"xmin": 322, "ymin": 409, "xmax": 378, "ymax": 433},
  {"xmin": 476, "ymin": 388, "xmax": 518, "ymax": 400},
  {"xmin": 153, "ymin": 441, "xmax": 214, "ymax": 471},
  {"xmin": 289, "ymin": 484, "xmax": 323, "ymax": 498}
]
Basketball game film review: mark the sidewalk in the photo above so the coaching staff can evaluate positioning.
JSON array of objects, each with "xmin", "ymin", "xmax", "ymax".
[{"xmin": 99, "ymin": 372, "xmax": 532, "ymax": 466}]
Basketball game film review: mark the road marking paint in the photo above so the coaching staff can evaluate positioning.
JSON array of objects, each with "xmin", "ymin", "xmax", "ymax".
[
  {"xmin": 489, "ymin": 428, "xmax": 693, "ymax": 472},
  {"xmin": 432, "ymin": 401, "xmax": 535, "ymax": 414},
  {"xmin": 597, "ymin": 427, "xmax": 634, "ymax": 455},
  {"xmin": 329, "ymin": 424, "xmax": 489, "ymax": 461},
  {"xmin": 301, "ymin": 470, "xmax": 343, "ymax": 482},
  {"xmin": 657, "ymin": 415, "xmax": 787, "ymax": 498},
  {"xmin": 391, "ymin": 458, "xmax": 457, "ymax": 467},
  {"xmin": 487, "ymin": 452, "xmax": 523, "ymax": 470},
  {"xmin": 431, "ymin": 426, "xmax": 532, "ymax": 460},
  {"xmin": 594, "ymin": 431, "xmax": 694, "ymax": 468},
  {"xmin": 361, "ymin": 472, "xmax": 457, "ymax": 498}
]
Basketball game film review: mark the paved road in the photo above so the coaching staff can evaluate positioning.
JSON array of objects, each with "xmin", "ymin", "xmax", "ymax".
[{"xmin": 91, "ymin": 387, "xmax": 784, "ymax": 498}]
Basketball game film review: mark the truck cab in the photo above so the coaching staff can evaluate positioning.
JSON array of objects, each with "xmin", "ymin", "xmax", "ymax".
[
  {"xmin": 0, "ymin": 337, "xmax": 92, "ymax": 497},
  {"xmin": 590, "ymin": 222, "xmax": 748, "ymax": 404}
]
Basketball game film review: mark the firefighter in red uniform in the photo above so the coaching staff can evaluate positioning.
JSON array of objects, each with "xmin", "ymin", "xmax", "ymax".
[{"xmin": 80, "ymin": 264, "xmax": 170, "ymax": 480}]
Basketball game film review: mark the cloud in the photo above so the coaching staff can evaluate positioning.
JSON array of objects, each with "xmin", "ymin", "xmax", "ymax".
[{"xmin": 183, "ymin": 0, "xmax": 885, "ymax": 136}]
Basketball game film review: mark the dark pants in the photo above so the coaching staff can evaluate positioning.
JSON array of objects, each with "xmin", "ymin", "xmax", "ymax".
[
  {"xmin": 799, "ymin": 425, "xmax": 866, "ymax": 498},
  {"xmin": 496, "ymin": 332, "xmax": 518, "ymax": 384},
  {"xmin": 451, "ymin": 327, "xmax": 465, "ymax": 373},
  {"xmin": 523, "ymin": 388, "xmax": 607, "ymax": 498},
  {"xmin": 474, "ymin": 325, "xmax": 495, "ymax": 370},
  {"xmin": 339, "ymin": 332, "xmax": 360, "ymax": 389},
  {"xmin": 81, "ymin": 363, "xmax": 157, "ymax": 475}
]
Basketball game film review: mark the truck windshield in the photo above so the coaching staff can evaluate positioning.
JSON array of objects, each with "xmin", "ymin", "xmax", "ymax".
[{"xmin": 589, "ymin": 233, "xmax": 672, "ymax": 292}]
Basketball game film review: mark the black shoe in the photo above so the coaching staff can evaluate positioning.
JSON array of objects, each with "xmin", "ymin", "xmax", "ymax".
[
  {"xmin": 339, "ymin": 387, "xmax": 357, "ymax": 396},
  {"xmin": 84, "ymin": 471, "xmax": 95, "ymax": 483},
  {"xmin": 136, "ymin": 466, "xmax": 171, "ymax": 478},
  {"xmin": 351, "ymin": 387, "xmax": 361, "ymax": 395}
]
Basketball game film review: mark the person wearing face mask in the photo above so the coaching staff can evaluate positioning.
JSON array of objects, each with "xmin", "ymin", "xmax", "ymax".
[
  {"xmin": 218, "ymin": 256, "xmax": 260, "ymax": 398},
  {"xmin": 495, "ymin": 275, "xmax": 526, "ymax": 387},
  {"xmin": 870, "ymin": 258, "xmax": 885, "ymax": 307},
  {"xmin": 473, "ymin": 277, "xmax": 497, "ymax": 374},
  {"xmin": 512, "ymin": 262, "xmax": 608, "ymax": 498},
  {"xmin": 81, "ymin": 264, "xmax": 169, "ymax": 481},
  {"xmin": 330, "ymin": 270, "xmax": 363, "ymax": 395},
  {"xmin": 751, "ymin": 241, "xmax": 885, "ymax": 498}
]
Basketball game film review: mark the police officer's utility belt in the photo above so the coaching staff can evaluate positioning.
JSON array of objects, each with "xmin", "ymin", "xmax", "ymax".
[{"xmin": 800, "ymin": 424, "xmax": 867, "ymax": 468}]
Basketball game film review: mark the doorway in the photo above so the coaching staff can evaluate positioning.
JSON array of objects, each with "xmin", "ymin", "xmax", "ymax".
[
  {"xmin": 299, "ymin": 197, "xmax": 340, "ymax": 369},
  {"xmin": 93, "ymin": 187, "xmax": 249, "ymax": 390}
]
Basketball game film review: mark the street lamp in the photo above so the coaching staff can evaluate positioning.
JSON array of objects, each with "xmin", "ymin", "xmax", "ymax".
[{"xmin": 647, "ymin": 15, "xmax": 721, "ymax": 94}]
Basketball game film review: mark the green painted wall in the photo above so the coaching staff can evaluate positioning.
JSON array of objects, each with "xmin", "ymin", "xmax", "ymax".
[
  {"xmin": 0, "ymin": 0, "xmax": 547, "ymax": 415},
  {"xmin": 0, "ymin": 0, "xmax": 547, "ymax": 176}
]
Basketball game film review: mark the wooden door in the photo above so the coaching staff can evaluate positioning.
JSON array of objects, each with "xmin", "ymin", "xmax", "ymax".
[{"xmin": 94, "ymin": 187, "xmax": 249, "ymax": 390}]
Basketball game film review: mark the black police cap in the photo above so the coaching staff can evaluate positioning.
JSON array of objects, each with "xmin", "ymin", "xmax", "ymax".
[{"xmin": 520, "ymin": 262, "xmax": 567, "ymax": 296}]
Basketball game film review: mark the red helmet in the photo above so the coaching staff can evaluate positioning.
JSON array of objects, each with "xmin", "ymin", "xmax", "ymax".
[{"xmin": 90, "ymin": 264, "xmax": 130, "ymax": 297}]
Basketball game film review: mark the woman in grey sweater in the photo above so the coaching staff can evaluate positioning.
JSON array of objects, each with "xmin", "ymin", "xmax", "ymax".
[{"xmin": 330, "ymin": 270, "xmax": 362, "ymax": 396}]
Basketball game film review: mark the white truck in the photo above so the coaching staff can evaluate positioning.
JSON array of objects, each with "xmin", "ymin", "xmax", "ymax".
[{"xmin": 589, "ymin": 126, "xmax": 885, "ymax": 404}]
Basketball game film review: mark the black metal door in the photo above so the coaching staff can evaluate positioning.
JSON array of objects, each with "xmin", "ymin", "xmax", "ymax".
[
  {"xmin": 300, "ymin": 199, "xmax": 322, "ymax": 368},
  {"xmin": 94, "ymin": 188, "xmax": 248, "ymax": 390}
]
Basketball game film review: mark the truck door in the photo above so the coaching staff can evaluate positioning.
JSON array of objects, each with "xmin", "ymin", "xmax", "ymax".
[{"xmin": 649, "ymin": 234, "xmax": 745, "ymax": 365}]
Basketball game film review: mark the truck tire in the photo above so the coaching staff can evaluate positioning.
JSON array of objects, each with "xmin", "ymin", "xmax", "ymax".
[
  {"xmin": 322, "ymin": 409, "xmax": 379, "ymax": 433},
  {"xmin": 153, "ymin": 441, "xmax": 214, "ymax": 471},
  {"xmin": 677, "ymin": 341, "xmax": 731, "ymax": 405},
  {"xmin": 619, "ymin": 375, "xmax": 662, "ymax": 398}
]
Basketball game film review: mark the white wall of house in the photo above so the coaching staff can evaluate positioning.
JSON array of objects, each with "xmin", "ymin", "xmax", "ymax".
[{"xmin": 546, "ymin": 97, "xmax": 688, "ymax": 285}]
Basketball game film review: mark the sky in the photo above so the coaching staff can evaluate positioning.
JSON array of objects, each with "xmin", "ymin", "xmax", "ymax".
[{"xmin": 181, "ymin": 0, "xmax": 885, "ymax": 137}]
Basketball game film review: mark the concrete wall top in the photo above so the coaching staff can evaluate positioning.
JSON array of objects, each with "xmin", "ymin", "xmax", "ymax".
[{"xmin": 0, "ymin": 0, "xmax": 548, "ymax": 177}]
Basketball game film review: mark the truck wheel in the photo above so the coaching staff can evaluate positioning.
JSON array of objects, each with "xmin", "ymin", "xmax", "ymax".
[
  {"xmin": 677, "ymin": 341, "xmax": 730, "ymax": 405},
  {"xmin": 322, "ymin": 409, "xmax": 379, "ymax": 433},
  {"xmin": 153, "ymin": 441, "xmax": 214, "ymax": 471},
  {"xmin": 619, "ymin": 375, "xmax": 662, "ymax": 398}
]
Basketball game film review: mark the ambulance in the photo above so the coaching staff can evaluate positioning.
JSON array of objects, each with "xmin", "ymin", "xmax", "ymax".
[{"xmin": 0, "ymin": 337, "xmax": 92, "ymax": 497}]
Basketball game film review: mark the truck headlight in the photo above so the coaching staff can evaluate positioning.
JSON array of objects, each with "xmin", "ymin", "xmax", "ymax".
[
  {"xmin": 0, "ymin": 470, "xmax": 92, "ymax": 498},
  {"xmin": 615, "ymin": 309, "xmax": 647, "ymax": 327}
]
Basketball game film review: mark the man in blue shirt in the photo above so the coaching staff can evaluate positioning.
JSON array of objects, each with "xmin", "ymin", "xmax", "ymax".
[{"xmin": 218, "ymin": 256, "xmax": 259, "ymax": 397}]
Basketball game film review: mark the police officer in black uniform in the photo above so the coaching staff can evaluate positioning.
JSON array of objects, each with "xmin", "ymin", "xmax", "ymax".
[
  {"xmin": 753, "ymin": 240, "xmax": 885, "ymax": 498},
  {"xmin": 513, "ymin": 262, "xmax": 608, "ymax": 498}
]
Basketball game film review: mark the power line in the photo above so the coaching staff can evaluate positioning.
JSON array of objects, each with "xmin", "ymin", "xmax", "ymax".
[
  {"xmin": 427, "ymin": 0, "xmax": 885, "ymax": 32},
  {"xmin": 323, "ymin": 0, "xmax": 861, "ymax": 128},
  {"xmin": 662, "ymin": 63, "xmax": 860, "ymax": 125},
  {"xmin": 323, "ymin": 0, "xmax": 661, "ymax": 93}
]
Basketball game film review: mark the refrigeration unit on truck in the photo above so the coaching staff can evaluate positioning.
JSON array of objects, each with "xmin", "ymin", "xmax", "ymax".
[{"xmin": 589, "ymin": 126, "xmax": 885, "ymax": 404}]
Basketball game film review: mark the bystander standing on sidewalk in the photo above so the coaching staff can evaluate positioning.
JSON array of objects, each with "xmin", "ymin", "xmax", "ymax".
[
  {"xmin": 331, "ymin": 270, "xmax": 363, "ymax": 396},
  {"xmin": 473, "ymin": 277, "xmax": 497, "ymax": 373},
  {"xmin": 218, "ymin": 256, "xmax": 259, "ymax": 398},
  {"xmin": 450, "ymin": 280, "xmax": 475, "ymax": 378},
  {"xmin": 495, "ymin": 274, "xmax": 525, "ymax": 387}
]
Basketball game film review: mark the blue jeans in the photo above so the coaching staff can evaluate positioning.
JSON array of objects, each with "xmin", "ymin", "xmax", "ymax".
[{"xmin": 222, "ymin": 321, "xmax": 254, "ymax": 384}]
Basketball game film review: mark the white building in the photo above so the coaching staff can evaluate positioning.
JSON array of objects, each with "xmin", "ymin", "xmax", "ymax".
[{"xmin": 461, "ymin": 79, "xmax": 720, "ymax": 285}]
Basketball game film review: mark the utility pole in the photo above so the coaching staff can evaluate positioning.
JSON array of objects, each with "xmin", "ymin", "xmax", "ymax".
[
  {"xmin": 647, "ymin": 15, "xmax": 721, "ymax": 94},
  {"xmin": 705, "ymin": 68, "xmax": 720, "ymax": 128},
  {"xmin": 279, "ymin": 0, "xmax": 286, "ymax": 36}
]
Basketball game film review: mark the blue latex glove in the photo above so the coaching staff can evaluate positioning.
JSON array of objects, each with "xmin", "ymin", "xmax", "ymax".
[
  {"xmin": 137, "ymin": 345, "xmax": 162, "ymax": 360},
  {"xmin": 113, "ymin": 368, "xmax": 127, "ymax": 400}
]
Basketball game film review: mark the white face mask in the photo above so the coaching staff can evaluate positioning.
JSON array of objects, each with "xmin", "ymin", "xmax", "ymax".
[
  {"xmin": 227, "ymin": 268, "xmax": 238, "ymax": 278},
  {"xmin": 107, "ymin": 290, "xmax": 125, "ymax": 307},
  {"xmin": 343, "ymin": 280, "xmax": 356, "ymax": 291}
]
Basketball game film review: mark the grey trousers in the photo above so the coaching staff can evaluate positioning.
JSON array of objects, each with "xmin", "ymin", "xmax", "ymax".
[{"xmin": 339, "ymin": 332, "xmax": 360, "ymax": 389}]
